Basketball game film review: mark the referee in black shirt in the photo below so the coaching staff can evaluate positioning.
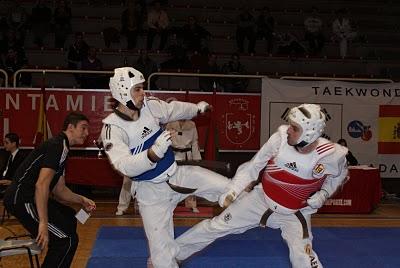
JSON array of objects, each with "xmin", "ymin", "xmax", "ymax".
[{"xmin": 4, "ymin": 112, "xmax": 96, "ymax": 268}]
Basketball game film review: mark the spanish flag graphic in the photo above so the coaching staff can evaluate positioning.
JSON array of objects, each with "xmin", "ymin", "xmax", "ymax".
[{"xmin": 378, "ymin": 105, "xmax": 400, "ymax": 154}]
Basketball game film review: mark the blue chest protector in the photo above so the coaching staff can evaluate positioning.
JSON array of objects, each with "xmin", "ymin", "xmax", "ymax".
[{"xmin": 130, "ymin": 128, "xmax": 175, "ymax": 181}]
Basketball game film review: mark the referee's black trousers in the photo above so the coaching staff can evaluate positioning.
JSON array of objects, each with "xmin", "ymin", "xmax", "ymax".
[{"xmin": 4, "ymin": 198, "xmax": 79, "ymax": 268}]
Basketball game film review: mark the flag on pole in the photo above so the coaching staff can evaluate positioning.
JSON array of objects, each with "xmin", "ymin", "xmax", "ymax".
[
  {"xmin": 204, "ymin": 82, "xmax": 218, "ymax": 160},
  {"xmin": 33, "ymin": 75, "xmax": 52, "ymax": 147},
  {"xmin": 33, "ymin": 94, "xmax": 48, "ymax": 147},
  {"xmin": 378, "ymin": 105, "xmax": 400, "ymax": 154}
]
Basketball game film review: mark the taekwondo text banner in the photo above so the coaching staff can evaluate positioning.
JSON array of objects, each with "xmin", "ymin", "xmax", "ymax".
[
  {"xmin": 0, "ymin": 88, "xmax": 260, "ymax": 151},
  {"xmin": 261, "ymin": 78, "xmax": 400, "ymax": 178}
]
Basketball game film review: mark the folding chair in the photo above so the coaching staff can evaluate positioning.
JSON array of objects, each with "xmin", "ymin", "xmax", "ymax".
[
  {"xmin": 0, "ymin": 207, "xmax": 10, "ymax": 225},
  {"xmin": 0, "ymin": 230, "xmax": 41, "ymax": 268}
]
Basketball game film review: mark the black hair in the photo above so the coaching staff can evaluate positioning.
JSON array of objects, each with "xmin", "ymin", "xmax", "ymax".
[
  {"xmin": 337, "ymin": 138, "xmax": 347, "ymax": 146},
  {"xmin": 62, "ymin": 112, "xmax": 89, "ymax": 131},
  {"xmin": 5, "ymin": 132, "xmax": 20, "ymax": 147}
]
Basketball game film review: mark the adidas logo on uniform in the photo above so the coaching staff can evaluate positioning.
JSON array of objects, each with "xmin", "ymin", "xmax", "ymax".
[
  {"xmin": 141, "ymin": 127, "xmax": 152, "ymax": 138},
  {"xmin": 284, "ymin": 162, "xmax": 299, "ymax": 172}
]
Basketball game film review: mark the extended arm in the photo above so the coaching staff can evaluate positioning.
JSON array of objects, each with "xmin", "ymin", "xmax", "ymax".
[
  {"xmin": 148, "ymin": 98, "xmax": 209, "ymax": 124},
  {"xmin": 219, "ymin": 131, "xmax": 281, "ymax": 207},
  {"xmin": 52, "ymin": 176, "xmax": 95, "ymax": 211}
]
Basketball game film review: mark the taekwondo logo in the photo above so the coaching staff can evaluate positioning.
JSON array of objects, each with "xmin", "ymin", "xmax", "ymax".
[
  {"xmin": 347, "ymin": 120, "xmax": 372, "ymax": 141},
  {"xmin": 223, "ymin": 98, "xmax": 255, "ymax": 145},
  {"xmin": 223, "ymin": 212, "xmax": 232, "ymax": 223},
  {"xmin": 312, "ymin": 164, "xmax": 325, "ymax": 178},
  {"xmin": 141, "ymin": 127, "xmax": 153, "ymax": 139},
  {"xmin": 284, "ymin": 162, "xmax": 299, "ymax": 172}
]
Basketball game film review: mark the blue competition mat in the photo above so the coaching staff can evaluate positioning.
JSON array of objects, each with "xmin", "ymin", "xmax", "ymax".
[{"xmin": 87, "ymin": 226, "xmax": 400, "ymax": 268}]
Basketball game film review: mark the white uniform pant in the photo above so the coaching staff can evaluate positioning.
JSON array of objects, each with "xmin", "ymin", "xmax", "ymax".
[
  {"xmin": 133, "ymin": 165, "xmax": 230, "ymax": 268},
  {"xmin": 116, "ymin": 176, "xmax": 132, "ymax": 213},
  {"xmin": 176, "ymin": 187, "xmax": 323, "ymax": 268}
]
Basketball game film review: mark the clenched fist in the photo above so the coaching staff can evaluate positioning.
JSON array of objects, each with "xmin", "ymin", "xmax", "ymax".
[
  {"xmin": 218, "ymin": 189, "xmax": 237, "ymax": 208},
  {"xmin": 151, "ymin": 131, "xmax": 172, "ymax": 159},
  {"xmin": 307, "ymin": 189, "xmax": 329, "ymax": 209},
  {"xmin": 197, "ymin": 101, "xmax": 211, "ymax": 114}
]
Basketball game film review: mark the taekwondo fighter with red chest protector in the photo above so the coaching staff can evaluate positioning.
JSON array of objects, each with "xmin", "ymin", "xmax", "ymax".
[
  {"xmin": 100, "ymin": 67, "xmax": 230, "ymax": 268},
  {"xmin": 176, "ymin": 104, "xmax": 348, "ymax": 268}
]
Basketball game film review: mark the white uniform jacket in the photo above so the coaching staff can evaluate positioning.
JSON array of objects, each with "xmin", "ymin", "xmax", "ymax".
[
  {"xmin": 101, "ymin": 97, "xmax": 198, "ymax": 183},
  {"xmin": 230, "ymin": 125, "xmax": 348, "ymax": 214}
]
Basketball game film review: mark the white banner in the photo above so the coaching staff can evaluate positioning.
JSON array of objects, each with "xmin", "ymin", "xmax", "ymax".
[{"xmin": 261, "ymin": 78, "xmax": 400, "ymax": 178}]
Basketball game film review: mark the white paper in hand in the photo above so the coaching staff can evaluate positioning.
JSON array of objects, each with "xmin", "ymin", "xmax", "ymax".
[{"xmin": 75, "ymin": 209, "xmax": 90, "ymax": 224}]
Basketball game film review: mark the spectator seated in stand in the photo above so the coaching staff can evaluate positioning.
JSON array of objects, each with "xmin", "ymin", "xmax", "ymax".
[
  {"xmin": 277, "ymin": 32, "xmax": 306, "ymax": 58},
  {"xmin": 256, "ymin": 7, "xmax": 275, "ymax": 54},
  {"xmin": 53, "ymin": 0, "xmax": 72, "ymax": 49},
  {"xmin": 134, "ymin": 50, "xmax": 159, "ymax": 90},
  {"xmin": 80, "ymin": 46, "xmax": 106, "ymax": 89},
  {"xmin": 146, "ymin": 0, "xmax": 169, "ymax": 51},
  {"xmin": 6, "ymin": 1, "xmax": 28, "ymax": 44},
  {"xmin": 331, "ymin": 8, "xmax": 358, "ymax": 58},
  {"xmin": 67, "ymin": 32, "xmax": 89, "ymax": 86},
  {"xmin": 161, "ymin": 33, "xmax": 191, "ymax": 70},
  {"xmin": 0, "ymin": 29, "xmax": 24, "ymax": 57},
  {"xmin": 103, "ymin": 27, "xmax": 120, "ymax": 49},
  {"xmin": 4, "ymin": 47, "xmax": 31, "ymax": 86},
  {"xmin": 181, "ymin": 16, "xmax": 211, "ymax": 53},
  {"xmin": 219, "ymin": 53, "xmax": 248, "ymax": 93},
  {"xmin": 236, "ymin": 6, "xmax": 256, "ymax": 54},
  {"xmin": 198, "ymin": 52, "xmax": 220, "ymax": 92},
  {"xmin": 121, "ymin": 0, "xmax": 143, "ymax": 50},
  {"xmin": 304, "ymin": 6, "xmax": 325, "ymax": 55}
]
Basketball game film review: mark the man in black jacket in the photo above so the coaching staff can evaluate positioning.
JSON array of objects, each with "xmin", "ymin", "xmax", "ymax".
[
  {"xmin": 4, "ymin": 112, "xmax": 96, "ymax": 268},
  {"xmin": 0, "ymin": 132, "xmax": 25, "ymax": 196}
]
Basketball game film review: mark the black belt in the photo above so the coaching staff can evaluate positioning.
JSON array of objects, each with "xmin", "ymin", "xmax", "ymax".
[
  {"xmin": 259, "ymin": 209, "xmax": 309, "ymax": 239},
  {"xmin": 166, "ymin": 180, "xmax": 197, "ymax": 194},
  {"xmin": 172, "ymin": 147, "xmax": 192, "ymax": 153},
  {"xmin": 294, "ymin": 211, "xmax": 309, "ymax": 239},
  {"xmin": 259, "ymin": 208, "xmax": 273, "ymax": 228}
]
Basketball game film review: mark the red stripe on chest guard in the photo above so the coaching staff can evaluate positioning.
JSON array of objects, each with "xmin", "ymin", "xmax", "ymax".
[
  {"xmin": 261, "ymin": 168, "xmax": 325, "ymax": 210},
  {"xmin": 266, "ymin": 168, "xmax": 320, "ymax": 184}
]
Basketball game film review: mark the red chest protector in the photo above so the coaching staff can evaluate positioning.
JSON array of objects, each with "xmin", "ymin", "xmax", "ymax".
[{"xmin": 261, "ymin": 160, "xmax": 326, "ymax": 210}]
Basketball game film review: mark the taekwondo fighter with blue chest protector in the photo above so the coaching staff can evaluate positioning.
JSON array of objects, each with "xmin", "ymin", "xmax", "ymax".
[{"xmin": 101, "ymin": 67, "xmax": 230, "ymax": 268}]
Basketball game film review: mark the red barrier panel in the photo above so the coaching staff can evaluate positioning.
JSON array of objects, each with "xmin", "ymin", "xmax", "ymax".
[
  {"xmin": 66, "ymin": 157, "xmax": 382, "ymax": 214},
  {"xmin": 0, "ymin": 88, "xmax": 260, "ymax": 151},
  {"xmin": 319, "ymin": 167, "xmax": 382, "ymax": 213}
]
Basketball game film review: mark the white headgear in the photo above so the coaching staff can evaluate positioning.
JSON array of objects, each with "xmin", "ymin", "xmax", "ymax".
[
  {"xmin": 109, "ymin": 67, "xmax": 145, "ymax": 109},
  {"xmin": 288, "ymin": 104, "xmax": 326, "ymax": 147}
]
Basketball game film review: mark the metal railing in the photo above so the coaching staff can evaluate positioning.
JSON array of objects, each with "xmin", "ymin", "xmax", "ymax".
[
  {"xmin": 11, "ymin": 69, "xmax": 396, "ymax": 89},
  {"xmin": 147, "ymin": 72, "xmax": 265, "ymax": 91},
  {"xmin": 280, "ymin": 76, "xmax": 394, "ymax": 83},
  {"xmin": 0, "ymin": 69, "xmax": 8, "ymax": 87},
  {"xmin": 13, "ymin": 69, "xmax": 114, "ymax": 88}
]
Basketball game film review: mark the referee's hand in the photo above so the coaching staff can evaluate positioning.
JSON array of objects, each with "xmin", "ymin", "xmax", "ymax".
[
  {"xmin": 82, "ymin": 197, "xmax": 96, "ymax": 212},
  {"xmin": 36, "ymin": 222, "xmax": 49, "ymax": 250}
]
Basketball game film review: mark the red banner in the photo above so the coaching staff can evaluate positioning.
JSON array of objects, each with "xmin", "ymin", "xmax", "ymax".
[{"xmin": 0, "ymin": 88, "xmax": 260, "ymax": 150}]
